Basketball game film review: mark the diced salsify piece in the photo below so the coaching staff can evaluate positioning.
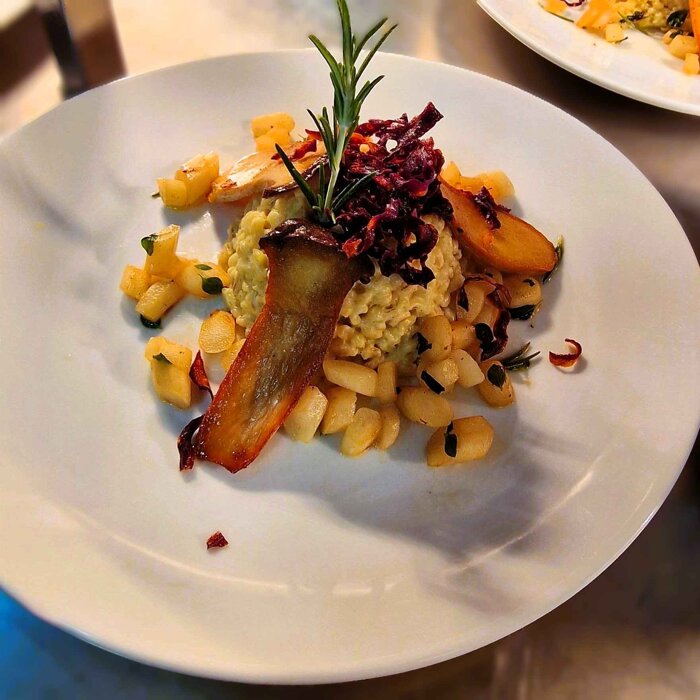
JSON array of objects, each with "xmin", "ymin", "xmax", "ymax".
[
  {"xmin": 135, "ymin": 280, "xmax": 185, "ymax": 322},
  {"xmin": 340, "ymin": 407, "xmax": 382, "ymax": 457},
  {"xmin": 251, "ymin": 112, "xmax": 295, "ymax": 138},
  {"xmin": 145, "ymin": 336, "xmax": 192, "ymax": 371},
  {"xmin": 284, "ymin": 386, "xmax": 328, "ymax": 442},
  {"xmin": 157, "ymin": 178, "xmax": 187, "ymax": 208},
  {"xmin": 426, "ymin": 417, "xmax": 494, "ymax": 467},
  {"xmin": 375, "ymin": 405, "xmax": 400, "ymax": 450},
  {"xmin": 143, "ymin": 225, "xmax": 181, "ymax": 278},
  {"xmin": 477, "ymin": 360, "xmax": 515, "ymax": 408},
  {"xmin": 320, "ymin": 386, "xmax": 357, "ymax": 434},
  {"xmin": 175, "ymin": 261, "xmax": 230, "ymax": 299},
  {"xmin": 120, "ymin": 265, "xmax": 151, "ymax": 300},
  {"xmin": 397, "ymin": 387, "xmax": 453, "ymax": 428},
  {"xmin": 173, "ymin": 152, "xmax": 220, "ymax": 206},
  {"xmin": 323, "ymin": 358, "xmax": 378, "ymax": 397},
  {"xmin": 376, "ymin": 361, "xmax": 398, "ymax": 404},
  {"xmin": 150, "ymin": 357, "xmax": 192, "ymax": 409}
]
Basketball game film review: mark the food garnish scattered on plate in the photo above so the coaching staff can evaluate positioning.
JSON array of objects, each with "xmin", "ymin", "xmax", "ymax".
[
  {"xmin": 120, "ymin": 0, "xmax": 579, "ymax": 473},
  {"xmin": 542, "ymin": 0, "xmax": 699, "ymax": 74}
]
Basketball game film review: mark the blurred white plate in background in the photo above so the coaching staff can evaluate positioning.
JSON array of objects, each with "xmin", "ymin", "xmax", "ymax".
[{"xmin": 478, "ymin": 0, "xmax": 700, "ymax": 116}]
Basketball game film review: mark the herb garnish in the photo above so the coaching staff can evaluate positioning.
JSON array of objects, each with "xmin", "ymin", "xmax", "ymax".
[
  {"xmin": 667, "ymin": 9, "xmax": 688, "ymax": 28},
  {"xmin": 276, "ymin": 0, "xmax": 396, "ymax": 226},
  {"xmin": 141, "ymin": 233, "xmax": 158, "ymax": 256},
  {"xmin": 501, "ymin": 343, "xmax": 541, "ymax": 372},
  {"xmin": 486, "ymin": 363, "xmax": 506, "ymax": 389},
  {"xmin": 510, "ymin": 304, "xmax": 540, "ymax": 321},
  {"xmin": 421, "ymin": 371, "xmax": 445, "ymax": 395},
  {"xmin": 625, "ymin": 10, "xmax": 646, "ymax": 22},
  {"xmin": 195, "ymin": 264, "xmax": 212, "ymax": 271},
  {"xmin": 140, "ymin": 315, "xmax": 161, "ymax": 329},
  {"xmin": 201, "ymin": 277, "xmax": 224, "ymax": 295},
  {"xmin": 543, "ymin": 236, "xmax": 564, "ymax": 285},
  {"xmin": 444, "ymin": 422, "xmax": 457, "ymax": 458},
  {"xmin": 415, "ymin": 332, "xmax": 432, "ymax": 356},
  {"xmin": 152, "ymin": 353, "xmax": 172, "ymax": 364}
]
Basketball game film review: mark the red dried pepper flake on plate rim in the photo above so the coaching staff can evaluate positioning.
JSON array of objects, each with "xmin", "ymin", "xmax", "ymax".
[
  {"xmin": 549, "ymin": 338, "xmax": 583, "ymax": 368},
  {"xmin": 206, "ymin": 531, "xmax": 229, "ymax": 549}
]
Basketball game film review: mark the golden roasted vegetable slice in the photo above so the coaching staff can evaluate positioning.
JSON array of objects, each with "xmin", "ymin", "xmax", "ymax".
[
  {"xmin": 193, "ymin": 220, "xmax": 368, "ymax": 472},
  {"xmin": 442, "ymin": 181, "xmax": 556, "ymax": 275}
]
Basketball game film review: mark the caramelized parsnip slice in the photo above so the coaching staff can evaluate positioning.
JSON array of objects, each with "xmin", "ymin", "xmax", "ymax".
[{"xmin": 442, "ymin": 181, "xmax": 556, "ymax": 275}]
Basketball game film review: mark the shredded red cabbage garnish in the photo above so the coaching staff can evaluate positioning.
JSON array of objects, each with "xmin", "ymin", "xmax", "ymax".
[
  {"xmin": 189, "ymin": 351, "xmax": 213, "ymax": 399},
  {"xmin": 331, "ymin": 103, "xmax": 453, "ymax": 286},
  {"xmin": 206, "ymin": 531, "xmax": 229, "ymax": 549},
  {"xmin": 469, "ymin": 187, "xmax": 511, "ymax": 230},
  {"xmin": 549, "ymin": 338, "xmax": 583, "ymax": 368},
  {"xmin": 178, "ymin": 415, "xmax": 203, "ymax": 471}
]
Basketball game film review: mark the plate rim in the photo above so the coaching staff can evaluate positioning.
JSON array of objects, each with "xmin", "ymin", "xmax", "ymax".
[
  {"xmin": 477, "ymin": 0, "xmax": 700, "ymax": 117},
  {"xmin": 1, "ymin": 48, "xmax": 699, "ymax": 684}
]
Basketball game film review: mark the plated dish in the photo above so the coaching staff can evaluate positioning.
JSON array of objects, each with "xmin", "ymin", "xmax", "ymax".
[
  {"xmin": 1, "ymin": 24, "xmax": 698, "ymax": 690},
  {"xmin": 479, "ymin": 0, "xmax": 700, "ymax": 115}
]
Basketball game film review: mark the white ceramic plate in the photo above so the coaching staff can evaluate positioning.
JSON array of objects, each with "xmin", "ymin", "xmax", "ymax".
[
  {"xmin": 0, "ymin": 50, "xmax": 698, "ymax": 684},
  {"xmin": 478, "ymin": 0, "xmax": 700, "ymax": 116}
]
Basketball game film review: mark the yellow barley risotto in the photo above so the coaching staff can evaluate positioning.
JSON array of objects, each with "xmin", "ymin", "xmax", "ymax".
[{"xmin": 222, "ymin": 192, "xmax": 464, "ymax": 373}]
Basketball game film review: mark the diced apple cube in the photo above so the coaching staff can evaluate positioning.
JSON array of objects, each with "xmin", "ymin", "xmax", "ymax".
[
  {"xmin": 120, "ymin": 264, "xmax": 151, "ymax": 300},
  {"xmin": 135, "ymin": 280, "xmax": 185, "ymax": 322}
]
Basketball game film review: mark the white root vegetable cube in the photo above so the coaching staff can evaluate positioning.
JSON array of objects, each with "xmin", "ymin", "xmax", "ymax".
[
  {"xmin": 376, "ymin": 405, "xmax": 400, "ymax": 450},
  {"xmin": 503, "ymin": 275, "xmax": 542, "ymax": 309},
  {"xmin": 175, "ymin": 152, "xmax": 220, "ymax": 206},
  {"xmin": 376, "ymin": 361, "xmax": 398, "ymax": 404},
  {"xmin": 417, "ymin": 315, "xmax": 452, "ymax": 364},
  {"xmin": 340, "ymin": 407, "xmax": 382, "ymax": 457},
  {"xmin": 143, "ymin": 225, "xmax": 181, "ymax": 278},
  {"xmin": 251, "ymin": 112, "xmax": 295, "ymax": 138},
  {"xmin": 199, "ymin": 310, "xmax": 237, "ymax": 354},
  {"xmin": 150, "ymin": 357, "xmax": 192, "ymax": 409},
  {"xmin": 284, "ymin": 386, "xmax": 328, "ymax": 443},
  {"xmin": 321, "ymin": 386, "xmax": 357, "ymax": 434},
  {"xmin": 451, "ymin": 320, "xmax": 476, "ymax": 352},
  {"xmin": 157, "ymin": 178, "xmax": 187, "ymax": 208},
  {"xmin": 669, "ymin": 34, "xmax": 698, "ymax": 60},
  {"xmin": 175, "ymin": 261, "xmax": 230, "ymax": 299},
  {"xmin": 323, "ymin": 358, "xmax": 378, "ymax": 397},
  {"xmin": 451, "ymin": 349, "xmax": 485, "ymax": 388},
  {"xmin": 120, "ymin": 265, "xmax": 151, "ymax": 300},
  {"xmin": 426, "ymin": 416, "xmax": 495, "ymax": 467},
  {"xmin": 456, "ymin": 280, "xmax": 486, "ymax": 324},
  {"xmin": 135, "ymin": 280, "xmax": 185, "ymax": 322},
  {"xmin": 684, "ymin": 53, "xmax": 700, "ymax": 75},
  {"xmin": 397, "ymin": 387, "xmax": 453, "ymax": 428},
  {"xmin": 144, "ymin": 336, "xmax": 192, "ymax": 371},
  {"xmin": 418, "ymin": 358, "xmax": 459, "ymax": 394},
  {"xmin": 478, "ymin": 360, "xmax": 515, "ymax": 408}
]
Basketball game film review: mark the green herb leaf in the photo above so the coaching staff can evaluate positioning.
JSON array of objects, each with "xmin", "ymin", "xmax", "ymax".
[
  {"xmin": 151, "ymin": 191, "xmax": 161, "ymax": 199},
  {"xmin": 510, "ymin": 304, "xmax": 538, "ymax": 321},
  {"xmin": 195, "ymin": 264, "xmax": 212, "ymax": 271},
  {"xmin": 415, "ymin": 332, "xmax": 432, "ymax": 356},
  {"xmin": 444, "ymin": 422, "xmax": 457, "ymax": 458},
  {"xmin": 487, "ymin": 363, "xmax": 506, "ymax": 389},
  {"xmin": 278, "ymin": 0, "xmax": 396, "ymax": 225},
  {"xmin": 543, "ymin": 236, "xmax": 564, "ymax": 285},
  {"xmin": 140, "ymin": 315, "xmax": 161, "ymax": 329},
  {"xmin": 502, "ymin": 343, "xmax": 541, "ymax": 372},
  {"xmin": 667, "ymin": 9, "xmax": 688, "ymax": 28},
  {"xmin": 201, "ymin": 276, "xmax": 224, "ymax": 296},
  {"xmin": 152, "ymin": 352, "xmax": 172, "ymax": 365},
  {"xmin": 421, "ymin": 371, "xmax": 445, "ymax": 395},
  {"xmin": 141, "ymin": 234, "xmax": 158, "ymax": 256}
]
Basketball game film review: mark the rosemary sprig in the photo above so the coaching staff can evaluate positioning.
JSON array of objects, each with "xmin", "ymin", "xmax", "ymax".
[
  {"xmin": 276, "ymin": 0, "xmax": 396, "ymax": 226},
  {"xmin": 502, "ymin": 343, "xmax": 541, "ymax": 372}
]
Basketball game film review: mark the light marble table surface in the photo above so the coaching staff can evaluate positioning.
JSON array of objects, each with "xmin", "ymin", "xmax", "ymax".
[{"xmin": 1, "ymin": 1, "xmax": 699, "ymax": 698}]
